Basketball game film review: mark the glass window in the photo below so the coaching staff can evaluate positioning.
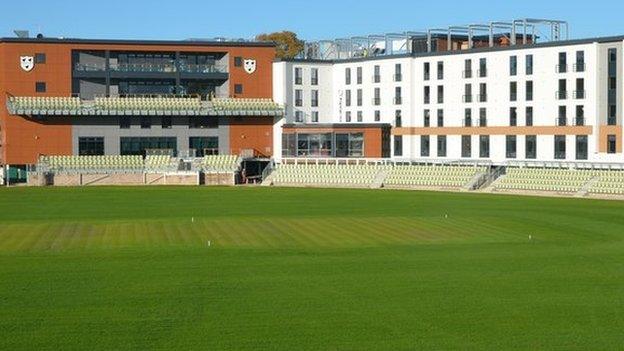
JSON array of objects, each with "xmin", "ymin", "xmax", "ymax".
[
  {"xmin": 78, "ymin": 137, "xmax": 104, "ymax": 156},
  {"xmin": 281, "ymin": 134, "xmax": 296, "ymax": 157},
  {"xmin": 35, "ymin": 53, "xmax": 46, "ymax": 64},
  {"xmin": 437, "ymin": 109, "xmax": 444, "ymax": 127},
  {"xmin": 345, "ymin": 90, "xmax": 351, "ymax": 106},
  {"xmin": 576, "ymin": 135, "xmax": 588, "ymax": 159},
  {"xmin": 558, "ymin": 106, "xmax": 567, "ymax": 126},
  {"xmin": 120, "ymin": 137, "xmax": 177, "ymax": 156},
  {"xmin": 140, "ymin": 117, "xmax": 151, "ymax": 129},
  {"xmin": 311, "ymin": 111, "xmax": 319, "ymax": 123},
  {"xmin": 510, "ymin": 55, "xmax": 517, "ymax": 76},
  {"xmin": 311, "ymin": 90, "xmax": 319, "ymax": 107},
  {"xmin": 234, "ymin": 57, "xmax": 243, "ymax": 67},
  {"xmin": 374, "ymin": 110, "xmax": 380, "ymax": 122},
  {"xmin": 424, "ymin": 109, "xmax": 430, "ymax": 127},
  {"xmin": 575, "ymin": 106, "xmax": 585, "ymax": 126},
  {"xmin": 357, "ymin": 111, "xmax": 363, "ymax": 122},
  {"xmin": 526, "ymin": 81, "xmax": 533, "ymax": 101},
  {"xmin": 373, "ymin": 65, "xmax": 380, "ymax": 83},
  {"xmin": 506, "ymin": 135, "xmax": 517, "ymax": 158},
  {"xmin": 424, "ymin": 86, "xmax": 430, "ymax": 104},
  {"xmin": 437, "ymin": 61, "xmax": 444, "ymax": 79},
  {"xmin": 479, "ymin": 135, "xmax": 490, "ymax": 158},
  {"xmin": 423, "ymin": 62, "xmax": 430, "ymax": 80},
  {"xmin": 356, "ymin": 67, "xmax": 362, "ymax": 84},
  {"xmin": 295, "ymin": 89, "xmax": 303, "ymax": 107},
  {"xmin": 479, "ymin": 58, "xmax": 487, "ymax": 77},
  {"xmin": 357, "ymin": 89, "xmax": 363, "ymax": 106},
  {"xmin": 311, "ymin": 68, "xmax": 319, "ymax": 85},
  {"xmin": 420, "ymin": 135, "xmax": 430, "ymax": 157},
  {"xmin": 437, "ymin": 85, "xmax": 444, "ymax": 103},
  {"xmin": 526, "ymin": 135, "xmax": 537, "ymax": 159},
  {"xmin": 461, "ymin": 135, "xmax": 471, "ymax": 158},
  {"xmin": 35, "ymin": 82, "xmax": 46, "ymax": 93},
  {"xmin": 607, "ymin": 135, "xmax": 617, "ymax": 154},
  {"xmin": 395, "ymin": 110, "xmax": 402, "ymax": 127},
  {"xmin": 294, "ymin": 67, "xmax": 303, "ymax": 85},
  {"xmin": 525, "ymin": 54, "xmax": 533, "ymax": 75},
  {"xmin": 510, "ymin": 81, "xmax": 517, "ymax": 101},
  {"xmin": 554, "ymin": 135, "xmax": 566, "ymax": 159},
  {"xmin": 464, "ymin": 108, "xmax": 472, "ymax": 127},
  {"xmin": 394, "ymin": 136, "xmax": 403, "ymax": 156},
  {"xmin": 295, "ymin": 111, "xmax": 304, "ymax": 123},
  {"xmin": 119, "ymin": 116, "xmax": 130, "ymax": 129},
  {"xmin": 189, "ymin": 137, "xmax": 218, "ymax": 157},
  {"xmin": 526, "ymin": 107, "xmax": 533, "ymax": 126},
  {"xmin": 189, "ymin": 117, "xmax": 218, "ymax": 129},
  {"xmin": 558, "ymin": 52, "xmax": 567, "ymax": 73},
  {"xmin": 161, "ymin": 116, "xmax": 172, "ymax": 129},
  {"xmin": 345, "ymin": 111, "xmax": 351, "ymax": 122},
  {"xmin": 510, "ymin": 107, "xmax": 517, "ymax": 126},
  {"xmin": 479, "ymin": 108, "xmax": 487, "ymax": 127},
  {"xmin": 437, "ymin": 135, "xmax": 447, "ymax": 157},
  {"xmin": 345, "ymin": 68, "xmax": 351, "ymax": 85},
  {"xmin": 234, "ymin": 84, "xmax": 243, "ymax": 94}
]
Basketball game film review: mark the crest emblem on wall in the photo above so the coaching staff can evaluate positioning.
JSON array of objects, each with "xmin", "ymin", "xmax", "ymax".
[
  {"xmin": 243, "ymin": 59, "xmax": 256, "ymax": 74},
  {"xmin": 20, "ymin": 56, "xmax": 35, "ymax": 71}
]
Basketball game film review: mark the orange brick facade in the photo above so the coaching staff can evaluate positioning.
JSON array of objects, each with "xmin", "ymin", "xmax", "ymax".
[{"xmin": 0, "ymin": 39, "xmax": 276, "ymax": 164}]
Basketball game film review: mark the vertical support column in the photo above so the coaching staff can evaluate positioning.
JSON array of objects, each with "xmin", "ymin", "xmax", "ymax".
[
  {"xmin": 175, "ymin": 51, "xmax": 181, "ymax": 94},
  {"xmin": 105, "ymin": 50, "xmax": 111, "ymax": 96}
]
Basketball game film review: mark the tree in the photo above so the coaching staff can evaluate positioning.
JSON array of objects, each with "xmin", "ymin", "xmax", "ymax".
[{"xmin": 256, "ymin": 31, "xmax": 303, "ymax": 59}]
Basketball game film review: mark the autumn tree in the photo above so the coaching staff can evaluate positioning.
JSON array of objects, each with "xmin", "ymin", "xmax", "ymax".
[{"xmin": 255, "ymin": 31, "xmax": 304, "ymax": 59}]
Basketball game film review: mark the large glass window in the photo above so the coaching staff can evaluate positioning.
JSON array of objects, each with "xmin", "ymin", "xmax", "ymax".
[
  {"xmin": 461, "ymin": 135, "xmax": 472, "ymax": 158},
  {"xmin": 437, "ymin": 135, "xmax": 447, "ymax": 157},
  {"xmin": 120, "ymin": 137, "xmax": 177, "ymax": 156},
  {"xmin": 394, "ymin": 136, "xmax": 403, "ymax": 156},
  {"xmin": 296, "ymin": 133, "xmax": 333, "ymax": 157},
  {"xmin": 189, "ymin": 117, "xmax": 218, "ymax": 129},
  {"xmin": 576, "ymin": 135, "xmax": 588, "ymax": 160},
  {"xmin": 189, "ymin": 137, "xmax": 218, "ymax": 157},
  {"xmin": 335, "ymin": 133, "xmax": 363, "ymax": 157},
  {"xmin": 420, "ymin": 135, "xmax": 430, "ymax": 157},
  {"xmin": 79, "ymin": 137, "xmax": 104, "ymax": 156},
  {"xmin": 506, "ymin": 135, "xmax": 517, "ymax": 158},
  {"xmin": 479, "ymin": 135, "xmax": 490, "ymax": 158},
  {"xmin": 554, "ymin": 135, "xmax": 566, "ymax": 159},
  {"xmin": 282, "ymin": 134, "xmax": 296, "ymax": 157},
  {"xmin": 526, "ymin": 135, "xmax": 537, "ymax": 159}
]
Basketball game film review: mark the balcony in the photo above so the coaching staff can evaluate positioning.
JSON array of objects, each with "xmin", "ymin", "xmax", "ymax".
[
  {"xmin": 556, "ymin": 91, "xmax": 568, "ymax": 100},
  {"xmin": 462, "ymin": 70, "xmax": 473, "ymax": 78},
  {"xmin": 462, "ymin": 95, "xmax": 473, "ymax": 103},
  {"xmin": 608, "ymin": 116, "xmax": 617, "ymax": 125},
  {"xmin": 372, "ymin": 98, "xmax": 381, "ymax": 106},
  {"xmin": 372, "ymin": 75, "xmax": 381, "ymax": 83},
  {"xmin": 477, "ymin": 69, "xmax": 487, "ymax": 78},
  {"xmin": 573, "ymin": 90, "xmax": 586, "ymax": 99},
  {"xmin": 394, "ymin": 97, "xmax": 402, "ymax": 105},
  {"xmin": 111, "ymin": 62, "xmax": 177, "ymax": 73},
  {"xmin": 394, "ymin": 74, "xmax": 403, "ymax": 82},
  {"xmin": 463, "ymin": 118, "xmax": 472, "ymax": 127},
  {"xmin": 477, "ymin": 94, "xmax": 487, "ymax": 103},
  {"xmin": 74, "ymin": 63, "xmax": 106, "ymax": 71},
  {"xmin": 574, "ymin": 117, "xmax": 585, "ymax": 126},
  {"xmin": 556, "ymin": 117, "xmax": 568, "ymax": 126},
  {"xmin": 73, "ymin": 62, "xmax": 228, "ymax": 80},
  {"xmin": 573, "ymin": 62, "xmax": 585, "ymax": 72},
  {"xmin": 556, "ymin": 64, "xmax": 568, "ymax": 73}
]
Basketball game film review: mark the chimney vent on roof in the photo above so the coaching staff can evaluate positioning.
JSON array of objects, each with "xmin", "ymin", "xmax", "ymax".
[
  {"xmin": 13, "ymin": 30, "xmax": 29, "ymax": 38},
  {"xmin": 36, "ymin": 33, "xmax": 44, "ymax": 39}
]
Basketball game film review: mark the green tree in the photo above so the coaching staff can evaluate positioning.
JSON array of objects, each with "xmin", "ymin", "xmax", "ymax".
[{"xmin": 256, "ymin": 31, "xmax": 303, "ymax": 59}]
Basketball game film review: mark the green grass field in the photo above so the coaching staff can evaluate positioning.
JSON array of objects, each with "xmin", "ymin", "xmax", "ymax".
[{"xmin": 0, "ymin": 186, "xmax": 623, "ymax": 350}]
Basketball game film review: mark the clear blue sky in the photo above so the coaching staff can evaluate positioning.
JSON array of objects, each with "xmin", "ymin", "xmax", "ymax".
[{"xmin": 1, "ymin": 0, "xmax": 622, "ymax": 41}]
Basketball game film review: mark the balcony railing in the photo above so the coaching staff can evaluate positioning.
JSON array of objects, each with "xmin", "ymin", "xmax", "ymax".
[
  {"xmin": 394, "ymin": 97, "xmax": 402, "ymax": 105},
  {"xmin": 311, "ymin": 100, "xmax": 318, "ymax": 107},
  {"xmin": 556, "ymin": 90, "xmax": 568, "ymax": 100},
  {"xmin": 574, "ymin": 117, "xmax": 585, "ymax": 126},
  {"xmin": 573, "ymin": 90, "xmax": 586, "ymax": 99},
  {"xmin": 294, "ymin": 77, "xmax": 302, "ymax": 85},
  {"xmin": 510, "ymin": 93, "xmax": 517, "ymax": 102},
  {"xmin": 556, "ymin": 117, "xmax": 568, "ymax": 126},
  {"xmin": 463, "ymin": 118, "xmax": 472, "ymax": 127},
  {"xmin": 462, "ymin": 70, "xmax": 473, "ymax": 78},
  {"xmin": 573, "ymin": 62, "xmax": 585, "ymax": 72},
  {"xmin": 394, "ymin": 74, "xmax": 403, "ymax": 82},
  {"xmin": 477, "ymin": 69, "xmax": 487, "ymax": 78},
  {"xmin": 477, "ymin": 94, "xmax": 487, "ymax": 102},
  {"xmin": 462, "ymin": 94, "xmax": 473, "ymax": 103},
  {"xmin": 372, "ymin": 98, "xmax": 381, "ymax": 106},
  {"xmin": 373, "ymin": 75, "xmax": 381, "ymax": 83},
  {"xmin": 556, "ymin": 64, "xmax": 568, "ymax": 73},
  {"xmin": 75, "ymin": 62, "xmax": 227, "ymax": 74},
  {"xmin": 526, "ymin": 93, "xmax": 533, "ymax": 101},
  {"xmin": 74, "ymin": 63, "xmax": 106, "ymax": 71},
  {"xmin": 608, "ymin": 116, "xmax": 617, "ymax": 125},
  {"xmin": 477, "ymin": 118, "xmax": 487, "ymax": 127}
]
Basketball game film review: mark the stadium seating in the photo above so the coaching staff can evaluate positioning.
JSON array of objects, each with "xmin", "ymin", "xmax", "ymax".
[
  {"xmin": 40, "ymin": 155, "xmax": 144, "ymax": 173},
  {"xmin": 9, "ymin": 96, "xmax": 81, "ymax": 111},
  {"xmin": 200, "ymin": 155, "xmax": 240, "ymax": 172},
  {"xmin": 144, "ymin": 155, "xmax": 176, "ymax": 172},
  {"xmin": 211, "ymin": 98, "xmax": 280, "ymax": 112},
  {"xmin": 271, "ymin": 164, "xmax": 390, "ymax": 187},
  {"xmin": 385, "ymin": 165, "xmax": 486, "ymax": 188},
  {"xmin": 588, "ymin": 170, "xmax": 624, "ymax": 195},
  {"xmin": 94, "ymin": 96, "xmax": 202, "ymax": 111},
  {"xmin": 494, "ymin": 167, "xmax": 596, "ymax": 193}
]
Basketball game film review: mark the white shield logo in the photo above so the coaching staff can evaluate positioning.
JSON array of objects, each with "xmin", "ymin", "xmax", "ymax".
[
  {"xmin": 20, "ymin": 56, "xmax": 34, "ymax": 72},
  {"xmin": 243, "ymin": 59, "xmax": 256, "ymax": 74}
]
